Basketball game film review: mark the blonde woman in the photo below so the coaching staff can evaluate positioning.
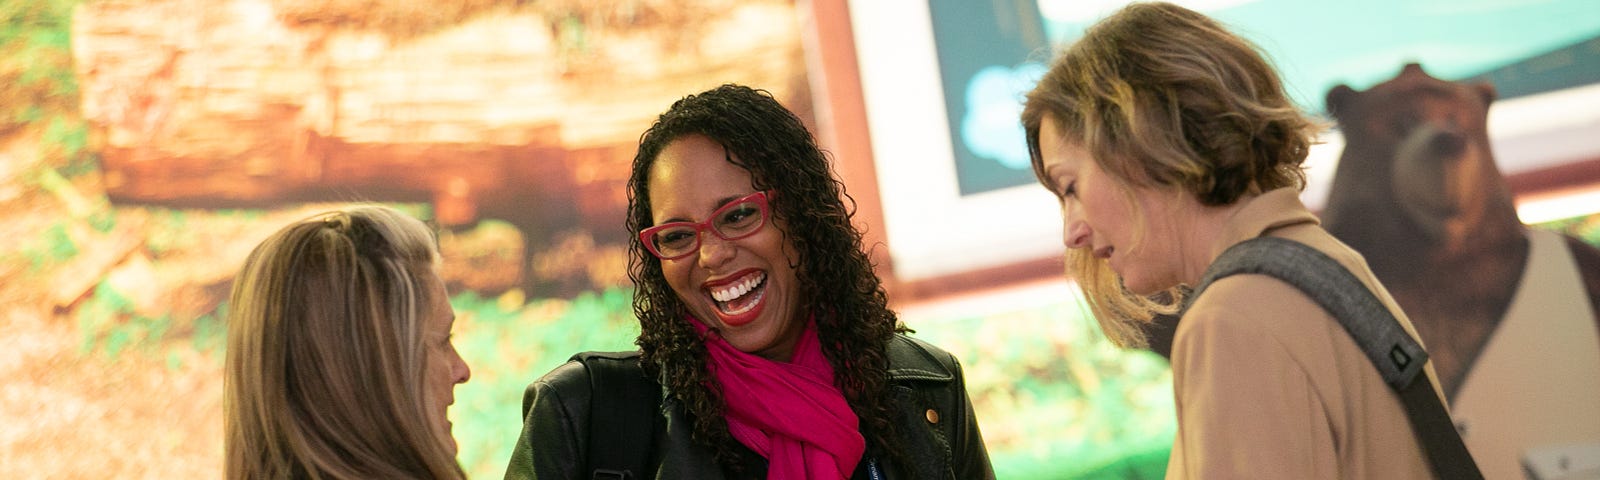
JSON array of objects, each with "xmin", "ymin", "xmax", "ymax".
[
  {"xmin": 1022, "ymin": 3, "xmax": 1451, "ymax": 478},
  {"xmin": 225, "ymin": 206, "xmax": 471, "ymax": 479}
]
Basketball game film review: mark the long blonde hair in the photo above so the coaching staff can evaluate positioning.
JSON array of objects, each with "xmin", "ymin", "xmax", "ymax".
[
  {"xmin": 224, "ymin": 206, "xmax": 464, "ymax": 479},
  {"xmin": 1022, "ymin": 2, "xmax": 1320, "ymax": 347}
]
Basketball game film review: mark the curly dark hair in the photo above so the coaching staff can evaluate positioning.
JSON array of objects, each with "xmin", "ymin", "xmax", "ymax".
[{"xmin": 625, "ymin": 84, "xmax": 911, "ymax": 475}]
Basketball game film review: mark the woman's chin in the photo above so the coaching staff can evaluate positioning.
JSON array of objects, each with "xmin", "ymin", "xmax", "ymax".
[{"xmin": 1121, "ymin": 276, "xmax": 1169, "ymax": 297}]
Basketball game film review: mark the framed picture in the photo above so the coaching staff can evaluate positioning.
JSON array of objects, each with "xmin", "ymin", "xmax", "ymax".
[{"xmin": 850, "ymin": 0, "xmax": 1063, "ymax": 284}]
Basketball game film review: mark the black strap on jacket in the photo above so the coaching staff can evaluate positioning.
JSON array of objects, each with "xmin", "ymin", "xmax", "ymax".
[
  {"xmin": 1186, "ymin": 237, "xmax": 1483, "ymax": 480},
  {"xmin": 573, "ymin": 351, "xmax": 660, "ymax": 480}
]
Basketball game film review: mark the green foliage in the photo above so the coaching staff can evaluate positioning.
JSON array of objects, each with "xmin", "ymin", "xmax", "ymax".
[
  {"xmin": 1069, "ymin": 445, "xmax": 1171, "ymax": 480},
  {"xmin": 20, "ymin": 221, "xmax": 80, "ymax": 271},
  {"xmin": 77, "ymin": 281, "xmax": 170, "ymax": 358},
  {"xmin": 44, "ymin": 115, "xmax": 97, "ymax": 178},
  {"xmin": 73, "ymin": 279, "xmax": 227, "ymax": 370},
  {"xmin": 1535, "ymin": 212, "xmax": 1600, "ymax": 248},
  {"xmin": 87, "ymin": 209, "xmax": 116, "ymax": 233},
  {"xmin": 911, "ymin": 298, "xmax": 1176, "ymax": 480},
  {"xmin": 451, "ymin": 286, "xmax": 640, "ymax": 479},
  {"xmin": 190, "ymin": 301, "xmax": 230, "ymax": 362},
  {"xmin": 42, "ymin": 222, "xmax": 78, "ymax": 263},
  {"xmin": 1, "ymin": 0, "xmax": 84, "ymax": 136},
  {"xmin": 144, "ymin": 209, "xmax": 191, "ymax": 256},
  {"xmin": 991, "ymin": 439, "xmax": 1170, "ymax": 480},
  {"xmin": 144, "ymin": 208, "xmax": 270, "ymax": 257}
]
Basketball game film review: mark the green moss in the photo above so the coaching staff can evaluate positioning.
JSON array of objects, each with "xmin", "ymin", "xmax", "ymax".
[
  {"xmin": 76, "ymin": 281, "xmax": 134, "ymax": 355},
  {"xmin": 1, "ymin": 0, "xmax": 83, "ymax": 134},
  {"xmin": 145, "ymin": 210, "xmax": 190, "ymax": 256},
  {"xmin": 36, "ymin": 222, "xmax": 78, "ymax": 268},
  {"xmin": 43, "ymin": 116, "xmax": 97, "ymax": 177}
]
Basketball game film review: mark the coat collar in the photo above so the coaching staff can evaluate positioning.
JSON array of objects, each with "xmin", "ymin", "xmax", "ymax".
[
  {"xmin": 885, "ymin": 334, "xmax": 956, "ymax": 383},
  {"xmin": 1210, "ymin": 188, "xmax": 1321, "ymax": 262}
]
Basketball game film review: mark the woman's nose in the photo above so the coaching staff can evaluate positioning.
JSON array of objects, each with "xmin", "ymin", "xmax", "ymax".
[
  {"xmin": 697, "ymin": 232, "xmax": 735, "ymax": 268},
  {"xmin": 1062, "ymin": 208, "xmax": 1091, "ymax": 249},
  {"xmin": 453, "ymin": 348, "xmax": 471, "ymax": 385}
]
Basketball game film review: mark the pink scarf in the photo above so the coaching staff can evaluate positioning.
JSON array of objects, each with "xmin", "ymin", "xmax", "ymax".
[{"xmin": 689, "ymin": 316, "xmax": 865, "ymax": 479}]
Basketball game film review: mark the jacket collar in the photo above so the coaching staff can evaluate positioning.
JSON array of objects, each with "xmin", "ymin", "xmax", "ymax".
[
  {"xmin": 1210, "ymin": 187, "xmax": 1320, "ymax": 262},
  {"xmin": 885, "ymin": 335, "xmax": 955, "ymax": 383}
]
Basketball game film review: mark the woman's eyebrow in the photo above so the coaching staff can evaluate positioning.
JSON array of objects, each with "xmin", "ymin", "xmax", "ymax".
[
  {"xmin": 1042, "ymin": 164, "xmax": 1068, "ymax": 184},
  {"xmin": 656, "ymin": 192, "xmax": 756, "ymax": 224}
]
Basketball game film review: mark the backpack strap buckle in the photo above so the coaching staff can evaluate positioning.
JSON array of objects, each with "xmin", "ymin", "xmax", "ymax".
[{"xmin": 592, "ymin": 469, "xmax": 633, "ymax": 480}]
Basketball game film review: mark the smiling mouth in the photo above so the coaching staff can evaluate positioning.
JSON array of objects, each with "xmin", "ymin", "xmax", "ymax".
[
  {"xmin": 707, "ymin": 271, "xmax": 767, "ymax": 321},
  {"xmin": 1093, "ymin": 246, "xmax": 1114, "ymax": 260}
]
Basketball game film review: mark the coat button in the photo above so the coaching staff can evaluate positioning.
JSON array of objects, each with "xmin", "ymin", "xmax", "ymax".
[{"xmin": 925, "ymin": 409, "xmax": 940, "ymax": 424}]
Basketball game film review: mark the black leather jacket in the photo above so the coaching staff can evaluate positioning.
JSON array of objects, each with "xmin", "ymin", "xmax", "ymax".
[{"xmin": 504, "ymin": 334, "xmax": 995, "ymax": 479}]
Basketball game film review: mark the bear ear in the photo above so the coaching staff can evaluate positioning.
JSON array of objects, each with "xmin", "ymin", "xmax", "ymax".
[
  {"xmin": 1474, "ymin": 81, "xmax": 1498, "ymax": 105},
  {"xmin": 1326, "ymin": 84, "xmax": 1357, "ymax": 118}
]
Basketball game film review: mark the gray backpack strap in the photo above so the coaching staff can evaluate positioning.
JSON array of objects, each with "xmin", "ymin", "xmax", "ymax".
[
  {"xmin": 1191, "ymin": 237, "xmax": 1429, "ymax": 388},
  {"xmin": 1186, "ymin": 236, "xmax": 1482, "ymax": 480}
]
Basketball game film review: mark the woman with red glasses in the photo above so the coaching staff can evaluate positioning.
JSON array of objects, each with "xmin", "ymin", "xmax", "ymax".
[{"xmin": 505, "ymin": 84, "xmax": 993, "ymax": 479}]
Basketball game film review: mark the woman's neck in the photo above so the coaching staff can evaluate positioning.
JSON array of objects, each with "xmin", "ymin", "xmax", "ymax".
[{"xmin": 1174, "ymin": 196, "xmax": 1252, "ymax": 287}]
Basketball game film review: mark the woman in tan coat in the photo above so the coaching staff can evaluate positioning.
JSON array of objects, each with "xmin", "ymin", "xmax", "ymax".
[{"xmin": 1021, "ymin": 3, "xmax": 1449, "ymax": 478}]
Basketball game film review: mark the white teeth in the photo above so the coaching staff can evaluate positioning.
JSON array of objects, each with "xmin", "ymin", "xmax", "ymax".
[
  {"xmin": 722, "ymin": 289, "xmax": 763, "ymax": 316},
  {"xmin": 711, "ymin": 272, "xmax": 766, "ymax": 302}
]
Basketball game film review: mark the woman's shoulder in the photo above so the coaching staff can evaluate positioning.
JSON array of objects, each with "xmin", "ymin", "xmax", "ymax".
[
  {"xmin": 1190, "ymin": 229, "xmax": 1369, "ymax": 331},
  {"xmin": 528, "ymin": 351, "xmax": 647, "ymax": 407},
  {"xmin": 886, "ymin": 334, "xmax": 959, "ymax": 383},
  {"xmin": 1179, "ymin": 234, "xmax": 1372, "ymax": 368},
  {"xmin": 1182, "ymin": 275, "xmax": 1319, "ymax": 341}
]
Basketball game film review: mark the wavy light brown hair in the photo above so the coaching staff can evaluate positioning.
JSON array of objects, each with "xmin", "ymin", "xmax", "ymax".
[
  {"xmin": 626, "ymin": 84, "xmax": 911, "ymax": 475},
  {"xmin": 1021, "ymin": 2, "xmax": 1319, "ymax": 347},
  {"xmin": 224, "ymin": 206, "xmax": 464, "ymax": 480}
]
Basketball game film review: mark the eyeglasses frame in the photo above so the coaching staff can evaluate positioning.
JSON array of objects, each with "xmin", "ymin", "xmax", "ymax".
[{"xmin": 639, "ymin": 190, "xmax": 776, "ymax": 261}]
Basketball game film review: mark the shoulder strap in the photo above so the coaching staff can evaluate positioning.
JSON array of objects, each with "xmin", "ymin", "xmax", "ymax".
[
  {"xmin": 572, "ymin": 351, "xmax": 660, "ymax": 480},
  {"xmin": 1186, "ymin": 236, "xmax": 1483, "ymax": 480}
]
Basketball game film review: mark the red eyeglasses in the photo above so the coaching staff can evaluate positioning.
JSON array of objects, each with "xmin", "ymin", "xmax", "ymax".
[{"xmin": 640, "ymin": 191, "xmax": 774, "ymax": 260}]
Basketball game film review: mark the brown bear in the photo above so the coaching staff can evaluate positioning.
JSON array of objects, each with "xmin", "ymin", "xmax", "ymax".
[{"xmin": 1324, "ymin": 63, "xmax": 1600, "ymax": 479}]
